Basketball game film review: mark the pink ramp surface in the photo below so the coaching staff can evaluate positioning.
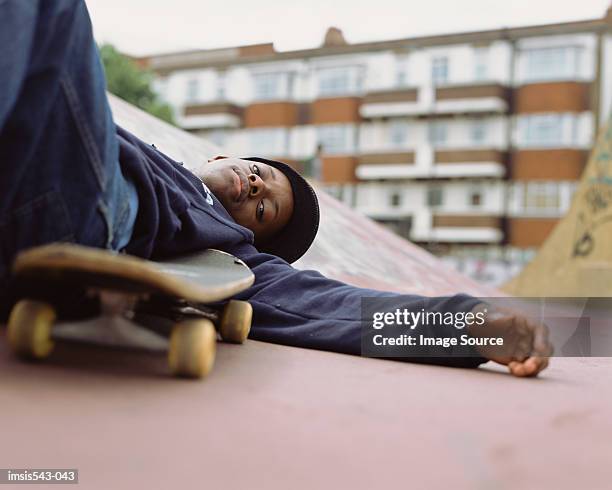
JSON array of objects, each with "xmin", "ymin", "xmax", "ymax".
[{"xmin": 0, "ymin": 337, "xmax": 611, "ymax": 490}]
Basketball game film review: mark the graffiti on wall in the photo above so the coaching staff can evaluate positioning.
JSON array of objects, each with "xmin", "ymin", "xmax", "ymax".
[{"xmin": 572, "ymin": 124, "xmax": 612, "ymax": 258}]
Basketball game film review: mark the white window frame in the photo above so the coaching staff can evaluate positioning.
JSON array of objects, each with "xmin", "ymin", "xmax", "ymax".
[
  {"xmin": 470, "ymin": 119, "xmax": 487, "ymax": 144},
  {"xmin": 428, "ymin": 121, "xmax": 448, "ymax": 146},
  {"xmin": 522, "ymin": 182, "xmax": 561, "ymax": 213},
  {"xmin": 426, "ymin": 185, "xmax": 444, "ymax": 207},
  {"xmin": 253, "ymin": 72, "xmax": 283, "ymax": 101},
  {"xmin": 153, "ymin": 77, "xmax": 169, "ymax": 102},
  {"xmin": 186, "ymin": 78, "xmax": 200, "ymax": 103},
  {"xmin": 316, "ymin": 124, "xmax": 355, "ymax": 154},
  {"xmin": 396, "ymin": 58, "xmax": 410, "ymax": 87},
  {"xmin": 523, "ymin": 46, "xmax": 578, "ymax": 82},
  {"xmin": 468, "ymin": 187, "xmax": 484, "ymax": 207},
  {"xmin": 522, "ymin": 114, "xmax": 565, "ymax": 147},
  {"xmin": 389, "ymin": 191, "xmax": 402, "ymax": 208},
  {"xmin": 216, "ymin": 73, "xmax": 226, "ymax": 100},
  {"xmin": 389, "ymin": 120, "xmax": 409, "ymax": 148},
  {"xmin": 474, "ymin": 47, "xmax": 488, "ymax": 81},
  {"xmin": 431, "ymin": 57, "xmax": 449, "ymax": 85},
  {"xmin": 317, "ymin": 67, "xmax": 361, "ymax": 97}
]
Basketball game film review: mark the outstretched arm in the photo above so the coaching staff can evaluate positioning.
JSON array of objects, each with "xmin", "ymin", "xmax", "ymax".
[
  {"xmin": 232, "ymin": 245, "xmax": 489, "ymax": 369},
  {"xmin": 232, "ymin": 245, "xmax": 553, "ymax": 376}
]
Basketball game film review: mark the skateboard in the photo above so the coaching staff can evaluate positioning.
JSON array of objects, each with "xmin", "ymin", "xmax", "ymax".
[{"xmin": 6, "ymin": 243, "xmax": 255, "ymax": 378}]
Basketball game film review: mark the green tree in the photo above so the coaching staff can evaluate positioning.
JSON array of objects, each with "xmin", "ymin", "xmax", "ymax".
[{"xmin": 100, "ymin": 43, "xmax": 175, "ymax": 125}]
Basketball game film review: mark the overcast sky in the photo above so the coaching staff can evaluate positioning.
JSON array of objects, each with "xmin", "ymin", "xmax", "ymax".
[{"xmin": 85, "ymin": 0, "xmax": 611, "ymax": 57}]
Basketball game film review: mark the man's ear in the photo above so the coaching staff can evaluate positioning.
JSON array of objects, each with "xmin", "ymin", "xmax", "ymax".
[{"xmin": 207, "ymin": 155, "xmax": 229, "ymax": 163}]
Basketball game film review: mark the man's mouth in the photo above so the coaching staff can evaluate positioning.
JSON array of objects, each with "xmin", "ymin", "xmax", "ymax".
[{"xmin": 232, "ymin": 167, "xmax": 248, "ymax": 203}]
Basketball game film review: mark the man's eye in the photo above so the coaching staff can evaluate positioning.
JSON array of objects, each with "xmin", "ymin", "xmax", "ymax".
[
  {"xmin": 257, "ymin": 201, "xmax": 264, "ymax": 221},
  {"xmin": 252, "ymin": 164, "xmax": 261, "ymax": 176}
]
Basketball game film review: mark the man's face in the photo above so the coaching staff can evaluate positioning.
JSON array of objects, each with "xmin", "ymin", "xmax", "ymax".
[{"xmin": 199, "ymin": 157, "xmax": 294, "ymax": 244}]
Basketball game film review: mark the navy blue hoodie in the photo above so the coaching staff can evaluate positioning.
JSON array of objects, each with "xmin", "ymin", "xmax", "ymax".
[{"xmin": 117, "ymin": 126, "xmax": 487, "ymax": 368}]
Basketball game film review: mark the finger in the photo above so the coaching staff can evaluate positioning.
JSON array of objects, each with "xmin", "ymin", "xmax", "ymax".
[
  {"xmin": 508, "ymin": 360, "xmax": 528, "ymax": 377},
  {"xmin": 510, "ymin": 356, "xmax": 549, "ymax": 377},
  {"xmin": 523, "ymin": 357, "xmax": 543, "ymax": 376},
  {"xmin": 509, "ymin": 358, "xmax": 535, "ymax": 377}
]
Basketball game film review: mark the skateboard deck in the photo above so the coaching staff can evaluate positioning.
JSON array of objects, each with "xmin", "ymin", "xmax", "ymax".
[{"xmin": 7, "ymin": 243, "xmax": 255, "ymax": 378}]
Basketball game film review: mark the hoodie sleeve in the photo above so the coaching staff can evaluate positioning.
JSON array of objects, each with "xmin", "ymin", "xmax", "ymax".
[{"xmin": 231, "ymin": 244, "xmax": 488, "ymax": 369}]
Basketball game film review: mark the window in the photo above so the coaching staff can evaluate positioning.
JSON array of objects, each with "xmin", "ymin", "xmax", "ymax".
[
  {"xmin": 522, "ymin": 182, "xmax": 561, "ymax": 212},
  {"xmin": 524, "ymin": 47, "xmax": 576, "ymax": 81},
  {"xmin": 318, "ymin": 67, "xmax": 359, "ymax": 96},
  {"xmin": 216, "ymin": 73, "xmax": 226, "ymax": 100},
  {"xmin": 253, "ymin": 73, "xmax": 282, "ymax": 100},
  {"xmin": 431, "ymin": 57, "xmax": 449, "ymax": 85},
  {"xmin": 389, "ymin": 121, "xmax": 409, "ymax": 147},
  {"xmin": 317, "ymin": 125, "xmax": 355, "ymax": 154},
  {"xmin": 471, "ymin": 120, "xmax": 487, "ymax": 144},
  {"xmin": 186, "ymin": 78, "xmax": 199, "ymax": 102},
  {"xmin": 249, "ymin": 128, "xmax": 287, "ymax": 156},
  {"xmin": 469, "ymin": 189, "xmax": 483, "ymax": 207},
  {"xmin": 427, "ymin": 186, "xmax": 444, "ymax": 207},
  {"xmin": 397, "ymin": 71, "xmax": 408, "ymax": 87},
  {"xmin": 396, "ymin": 59, "xmax": 410, "ymax": 87},
  {"xmin": 153, "ymin": 77, "xmax": 168, "ymax": 101},
  {"xmin": 428, "ymin": 121, "xmax": 448, "ymax": 146},
  {"xmin": 474, "ymin": 48, "xmax": 488, "ymax": 81},
  {"xmin": 390, "ymin": 192, "xmax": 402, "ymax": 207},
  {"xmin": 523, "ymin": 114, "xmax": 564, "ymax": 146}
]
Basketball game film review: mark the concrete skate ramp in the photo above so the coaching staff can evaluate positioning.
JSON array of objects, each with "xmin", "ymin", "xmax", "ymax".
[
  {"xmin": 2, "ymin": 97, "xmax": 609, "ymax": 489},
  {"xmin": 111, "ymin": 94, "xmax": 496, "ymax": 297},
  {"xmin": 505, "ymin": 117, "xmax": 612, "ymax": 296}
]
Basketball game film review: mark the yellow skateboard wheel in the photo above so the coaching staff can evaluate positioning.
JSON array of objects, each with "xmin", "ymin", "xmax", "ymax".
[
  {"xmin": 7, "ymin": 300, "xmax": 56, "ymax": 359},
  {"xmin": 168, "ymin": 319, "xmax": 216, "ymax": 378},
  {"xmin": 219, "ymin": 300, "xmax": 252, "ymax": 344}
]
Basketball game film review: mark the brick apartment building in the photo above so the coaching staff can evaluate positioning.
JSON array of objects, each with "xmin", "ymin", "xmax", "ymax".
[{"xmin": 135, "ymin": 4, "xmax": 612, "ymax": 284}]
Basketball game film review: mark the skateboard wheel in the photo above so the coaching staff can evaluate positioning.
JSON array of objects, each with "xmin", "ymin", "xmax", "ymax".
[
  {"xmin": 219, "ymin": 300, "xmax": 252, "ymax": 344},
  {"xmin": 7, "ymin": 300, "xmax": 56, "ymax": 360},
  {"xmin": 168, "ymin": 319, "xmax": 216, "ymax": 378}
]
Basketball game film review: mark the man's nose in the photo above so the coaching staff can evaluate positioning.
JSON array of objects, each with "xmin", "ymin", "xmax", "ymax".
[{"xmin": 248, "ymin": 173, "xmax": 266, "ymax": 197}]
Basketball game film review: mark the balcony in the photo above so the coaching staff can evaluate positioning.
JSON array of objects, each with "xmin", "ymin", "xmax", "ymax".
[
  {"xmin": 360, "ymin": 88, "xmax": 419, "ymax": 118},
  {"xmin": 434, "ymin": 149, "xmax": 506, "ymax": 177},
  {"xmin": 433, "ymin": 83, "xmax": 510, "ymax": 114},
  {"xmin": 180, "ymin": 102, "xmax": 243, "ymax": 129},
  {"xmin": 356, "ymin": 147, "xmax": 506, "ymax": 180},
  {"xmin": 430, "ymin": 214, "xmax": 504, "ymax": 243},
  {"xmin": 360, "ymin": 83, "xmax": 509, "ymax": 118}
]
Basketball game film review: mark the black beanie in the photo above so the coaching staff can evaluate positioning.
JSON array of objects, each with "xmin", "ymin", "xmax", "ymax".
[{"xmin": 243, "ymin": 157, "xmax": 320, "ymax": 263}]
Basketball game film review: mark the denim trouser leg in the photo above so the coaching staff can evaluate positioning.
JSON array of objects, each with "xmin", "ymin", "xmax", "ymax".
[{"xmin": 0, "ymin": 0, "xmax": 138, "ymax": 315}]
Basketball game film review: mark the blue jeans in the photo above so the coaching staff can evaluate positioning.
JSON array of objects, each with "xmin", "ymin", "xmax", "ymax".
[{"xmin": 0, "ymin": 0, "xmax": 138, "ymax": 314}]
